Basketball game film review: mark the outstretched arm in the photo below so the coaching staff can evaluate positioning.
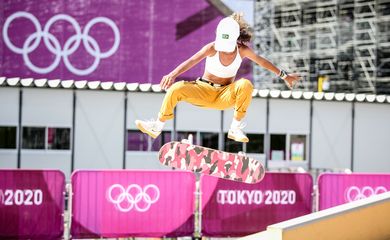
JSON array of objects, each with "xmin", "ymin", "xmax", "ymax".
[
  {"xmin": 160, "ymin": 43, "xmax": 214, "ymax": 90},
  {"xmin": 242, "ymin": 46, "xmax": 300, "ymax": 89}
]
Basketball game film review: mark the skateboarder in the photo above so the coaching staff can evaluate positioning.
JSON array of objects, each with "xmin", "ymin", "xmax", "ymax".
[{"xmin": 136, "ymin": 13, "xmax": 300, "ymax": 142}]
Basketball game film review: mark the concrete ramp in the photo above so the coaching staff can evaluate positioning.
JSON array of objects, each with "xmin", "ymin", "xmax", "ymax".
[{"xmin": 240, "ymin": 191, "xmax": 390, "ymax": 240}]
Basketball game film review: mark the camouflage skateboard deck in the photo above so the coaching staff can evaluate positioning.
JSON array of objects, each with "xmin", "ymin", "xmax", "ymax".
[{"xmin": 158, "ymin": 141, "xmax": 265, "ymax": 184}]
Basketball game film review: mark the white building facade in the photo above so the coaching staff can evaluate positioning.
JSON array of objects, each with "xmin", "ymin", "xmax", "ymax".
[{"xmin": 0, "ymin": 78, "xmax": 389, "ymax": 179}]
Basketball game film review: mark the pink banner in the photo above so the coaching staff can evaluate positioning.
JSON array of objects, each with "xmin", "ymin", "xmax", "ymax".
[
  {"xmin": 70, "ymin": 170, "xmax": 195, "ymax": 238},
  {"xmin": 0, "ymin": 169, "xmax": 65, "ymax": 240},
  {"xmin": 200, "ymin": 173, "xmax": 313, "ymax": 237},
  {"xmin": 318, "ymin": 173, "xmax": 390, "ymax": 210}
]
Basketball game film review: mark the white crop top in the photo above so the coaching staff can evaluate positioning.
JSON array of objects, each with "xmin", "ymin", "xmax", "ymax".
[{"xmin": 205, "ymin": 46, "xmax": 242, "ymax": 78}]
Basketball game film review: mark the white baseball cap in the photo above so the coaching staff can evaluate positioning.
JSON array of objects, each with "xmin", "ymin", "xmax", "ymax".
[{"xmin": 214, "ymin": 17, "xmax": 240, "ymax": 52}]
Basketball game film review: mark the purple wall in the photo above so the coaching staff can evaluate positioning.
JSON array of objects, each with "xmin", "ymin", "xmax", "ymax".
[{"xmin": 1, "ymin": 0, "xmax": 252, "ymax": 83}]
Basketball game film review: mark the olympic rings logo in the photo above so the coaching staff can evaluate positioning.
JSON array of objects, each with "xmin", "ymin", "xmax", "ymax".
[
  {"xmin": 3, "ymin": 11, "xmax": 120, "ymax": 75},
  {"xmin": 107, "ymin": 184, "xmax": 160, "ymax": 212},
  {"xmin": 344, "ymin": 186, "xmax": 387, "ymax": 202}
]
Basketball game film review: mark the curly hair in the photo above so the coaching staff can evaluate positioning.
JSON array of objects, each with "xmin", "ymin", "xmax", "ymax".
[{"xmin": 230, "ymin": 12, "xmax": 253, "ymax": 45}]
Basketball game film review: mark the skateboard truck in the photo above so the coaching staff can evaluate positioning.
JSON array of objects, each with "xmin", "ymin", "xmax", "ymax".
[
  {"xmin": 238, "ymin": 151, "xmax": 247, "ymax": 157},
  {"xmin": 181, "ymin": 134, "xmax": 194, "ymax": 145}
]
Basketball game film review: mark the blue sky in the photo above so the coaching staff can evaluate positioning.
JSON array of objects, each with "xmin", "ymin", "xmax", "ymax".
[{"xmin": 221, "ymin": 0, "xmax": 254, "ymax": 26}]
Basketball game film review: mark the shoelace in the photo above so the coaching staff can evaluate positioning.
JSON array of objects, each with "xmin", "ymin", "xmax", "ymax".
[
  {"xmin": 231, "ymin": 122, "xmax": 247, "ymax": 132},
  {"xmin": 238, "ymin": 122, "xmax": 247, "ymax": 129},
  {"xmin": 144, "ymin": 119, "xmax": 159, "ymax": 130}
]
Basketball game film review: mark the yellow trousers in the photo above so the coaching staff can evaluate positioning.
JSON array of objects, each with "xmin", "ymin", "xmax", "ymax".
[{"xmin": 158, "ymin": 78, "xmax": 253, "ymax": 121}]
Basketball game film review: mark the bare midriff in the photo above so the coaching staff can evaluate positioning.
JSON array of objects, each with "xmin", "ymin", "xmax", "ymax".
[{"xmin": 202, "ymin": 71, "xmax": 235, "ymax": 85}]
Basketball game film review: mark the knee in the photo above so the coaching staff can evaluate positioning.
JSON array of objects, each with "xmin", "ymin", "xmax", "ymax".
[
  {"xmin": 236, "ymin": 78, "xmax": 253, "ymax": 92},
  {"xmin": 167, "ymin": 81, "xmax": 186, "ymax": 95}
]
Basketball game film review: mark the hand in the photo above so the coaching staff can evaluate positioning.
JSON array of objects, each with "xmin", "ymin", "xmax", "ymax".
[
  {"xmin": 160, "ymin": 74, "xmax": 176, "ymax": 90},
  {"xmin": 283, "ymin": 73, "xmax": 301, "ymax": 90}
]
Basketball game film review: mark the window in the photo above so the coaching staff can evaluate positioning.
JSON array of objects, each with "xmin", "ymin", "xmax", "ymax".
[
  {"xmin": 290, "ymin": 134, "xmax": 306, "ymax": 161},
  {"xmin": 224, "ymin": 133, "xmax": 243, "ymax": 153},
  {"xmin": 127, "ymin": 130, "xmax": 171, "ymax": 151},
  {"xmin": 127, "ymin": 130, "xmax": 148, "ymax": 151},
  {"xmin": 200, "ymin": 132, "xmax": 219, "ymax": 150},
  {"xmin": 126, "ymin": 130, "xmax": 264, "ymax": 153},
  {"xmin": 270, "ymin": 134, "xmax": 286, "ymax": 160},
  {"xmin": 223, "ymin": 133, "xmax": 264, "ymax": 154},
  {"xmin": 246, "ymin": 134, "xmax": 264, "ymax": 153},
  {"xmin": 47, "ymin": 128, "xmax": 71, "ymax": 150},
  {"xmin": 22, "ymin": 127, "xmax": 71, "ymax": 150},
  {"xmin": 0, "ymin": 126, "xmax": 17, "ymax": 149},
  {"xmin": 22, "ymin": 127, "xmax": 45, "ymax": 149}
]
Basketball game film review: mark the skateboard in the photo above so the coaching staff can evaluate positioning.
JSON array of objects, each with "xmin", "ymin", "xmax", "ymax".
[{"xmin": 158, "ymin": 141, "xmax": 265, "ymax": 184}]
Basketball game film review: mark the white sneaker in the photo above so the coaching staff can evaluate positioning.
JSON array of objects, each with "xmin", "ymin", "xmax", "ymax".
[
  {"xmin": 135, "ymin": 119, "xmax": 162, "ymax": 139},
  {"xmin": 228, "ymin": 123, "xmax": 249, "ymax": 143}
]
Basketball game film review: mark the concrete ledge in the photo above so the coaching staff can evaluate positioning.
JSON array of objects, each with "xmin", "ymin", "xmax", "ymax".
[{"xmin": 241, "ymin": 191, "xmax": 390, "ymax": 240}]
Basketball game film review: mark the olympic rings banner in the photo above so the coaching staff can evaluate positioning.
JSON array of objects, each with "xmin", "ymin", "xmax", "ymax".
[
  {"xmin": 318, "ymin": 173, "xmax": 390, "ymax": 210},
  {"xmin": 200, "ymin": 173, "xmax": 313, "ymax": 237},
  {"xmin": 70, "ymin": 170, "xmax": 196, "ymax": 238},
  {"xmin": 1, "ymin": 1, "xmax": 252, "ymax": 82},
  {"xmin": 0, "ymin": 169, "xmax": 65, "ymax": 240}
]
